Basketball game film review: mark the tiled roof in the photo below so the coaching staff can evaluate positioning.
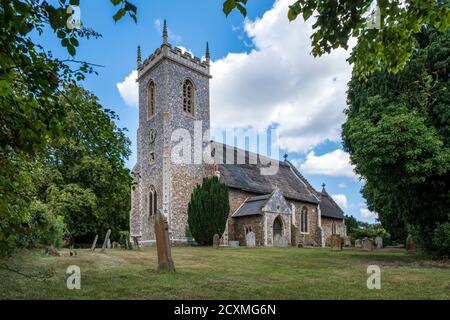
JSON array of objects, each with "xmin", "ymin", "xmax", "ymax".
[
  {"xmin": 319, "ymin": 190, "xmax": 345, "ymax": 219},
  {"xmin": 232, "ymin": 194, "xmax": 270, "ymax": 218},
  {"xmin": 213, "ymin": 143, "xmax": 319, "ymax": 204}
]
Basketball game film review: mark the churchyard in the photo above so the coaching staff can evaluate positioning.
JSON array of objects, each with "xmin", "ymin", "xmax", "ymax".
[{"xmin": 1, "ymin": 246, "xmax": 448, "ymax": 299}]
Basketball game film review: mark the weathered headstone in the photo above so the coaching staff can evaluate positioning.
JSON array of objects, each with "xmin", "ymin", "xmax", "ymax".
[
  {"xmin": 355, "ymin": 239, "xmax": 362, "ymax": 248},
  {"xmin": 90, "ymin": 234, "xmax": 98, "ymax": 252},
  {"xmin": 101, "ymin": 229, "xmax": 111, "ymax": 253},
  {"xmin": 330, "ymin": 234, "xmax": 343, "ymax": 251},
  {"xmin": 46, "ymin": 245, "xmax": 60, "ymax": 256},
  {"xmin": 155, "ymin": 210, "xmax": 175, "ymax": 272},
  {"xmin": 374, "ymin": 236, "xmax": 383, "ymax": 249},
  {"xmin": 406, "ymin": 234, "xmax": 415, "ymax": 254},
  {"xmin": 229, "ymin": 240, "xmax": 239, "ymax": 247},
  {"xmin": 362, "ymin": 238, "xmax": 374, "ymax": 251},
  {"xmin": 273, "ymin": 234, "xmax": 288, "ymax": 247},
  {"xmin": 213, "ymin": 234, "xmax": 220, "ymax": 249},
  {"xmin": 344, "ymin": 236, "xmax": 352, "ymax": 247},
  {"xmin": 107, "ymin": 238, "xmax": 111, "ymax": 249},
  {"xmin": 132, "ymin": 236, "xmax": 140, "ymax": 250},
  {"xmin": 245, "ymin": 231, "xmax": 256, "ymax": 247}
]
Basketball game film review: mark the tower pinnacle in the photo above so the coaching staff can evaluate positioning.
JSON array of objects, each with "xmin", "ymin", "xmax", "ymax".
[
  {"xmin": 163, "ymin": 19, "xmax": 168, "ymax": 45},
  {"xmin": 205, "ymin": 41, "xmax": 210, "ymax": 63},
  {"xmin": 137, "ymin": 45, "xmax": 141, "ymax": 68}
]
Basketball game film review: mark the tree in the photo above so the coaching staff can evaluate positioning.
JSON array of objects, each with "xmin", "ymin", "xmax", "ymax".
[
  {"xmin": 222, "ymin": 0, "xmax": 450, "ymax": 77},
  {"xmin": 342, "ymin": 29, "xmax": 450, "ymax": 256},
  {"xmin": 0, "ymin": 0, "xmax": 136, "ymax": 256},
  {"xmin": 188, "ymin": 177, "xmax": 230, "ymax": 245},
  {"xmin": 345, "ymin": 215, "xmax": 359, "ymax": 232}
]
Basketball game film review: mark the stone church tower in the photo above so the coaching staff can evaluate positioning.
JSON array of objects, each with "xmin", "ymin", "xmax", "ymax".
[{"xmin": 130, "ymin": 21, "xmax": 211, "ymax": 243}]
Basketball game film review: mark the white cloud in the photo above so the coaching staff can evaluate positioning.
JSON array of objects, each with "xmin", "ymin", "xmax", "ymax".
[
  {"xmin": 331, "ymin": 194, "xmax": 348, "ymax": 208},
  {"xmin": 116, "ymin": 70, "xmax": 138, "ymax": 108},
  {"xmin": 210, "ymin": 0, "xmax": 352, "ymax": 153},
  {"xmin": 360, "ymin": 208, "xmax": 378, "ymax": 220},
  {"xmin": 338, "ymin": 183, "xmax": 347, "ymax": 189},
  {"xmin": 300, "ymin": 149, "xmax": 357, "ymax": 179}
]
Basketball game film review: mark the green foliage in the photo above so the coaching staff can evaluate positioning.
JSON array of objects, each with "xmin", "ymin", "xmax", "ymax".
[
  {"xmin": 345, "ymin": 215, "xmax": 358, "ymax": 232},
  {"xmin": 0, "ymin": 0, "xmax": 136, "ymax": 256},
  {"xmin": 431, "ymin": 222, "xmax": 450, "ymax": 257},
  {"xmin": 342, "ymin": 29, "xmax": 450, "ymax": 256},
  {"xmin": 351, "ymin": 224, "xmax": 391, "ymax": 245},
  {"xmin": 222, "ymin": 0, "xmax": 450, "ymax": 76},
  {"xmin": 17, "ymin": 200, "xmax": 67, "ymax": 249},
  {"xmin": 188, "ymin": 176, "xmax": 230, "ymax": 245}
]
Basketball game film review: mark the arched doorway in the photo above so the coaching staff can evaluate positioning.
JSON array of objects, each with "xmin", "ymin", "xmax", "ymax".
[{"xmin": 273, "ymin": 216, "xmax": 283, "ymax": 238}]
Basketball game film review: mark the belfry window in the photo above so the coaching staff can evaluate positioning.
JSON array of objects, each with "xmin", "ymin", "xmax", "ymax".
[
  {"xmin": 147, "ymin": 81, "xmax": 155, "ymax": 119},
  {"xmin": 182, "ymin": 79, "xmax": 194, "ymax": 115},
  {"xmin": 149, "ymin": 189, "xmax": 157, "ymax": 216},
  {"xmin": 300, "ymin": 206, "xmax": 308, "ymax": 233}
]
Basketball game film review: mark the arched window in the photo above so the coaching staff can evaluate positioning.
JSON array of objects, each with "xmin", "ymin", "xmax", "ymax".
[
  {"xmin": 300, "ymin": 206, "xmax": 308, "ymax": 233},
  {"xmin": 147, "ymin": 81, "xmax": 155, "ymax": 119},
  {"xmin": 182, "ymin": 79, "xmax": 194, "ymax": 115},
  {"xmin": 148, "ymin": 188, "xmax": 157, "ymax": 215},
  {"xmin": 332, "ymin": 223, "xmax": 336, "ymax": 235},
  {"xmin": 273, "ymin": 216, "xmax": 283, "ymax": 237}
]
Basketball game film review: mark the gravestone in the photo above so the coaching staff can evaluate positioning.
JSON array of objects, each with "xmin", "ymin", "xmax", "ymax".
[
  {"xmin": 101, "ymin": 229, "xmax": 111, "ymax": 253},
  {"xmin": 154, "ymin": 210, "xmax": 175, "ymax": 272},
  {"xmin": 273, "ymin": 234, "xmax": 288, "ymax": 247},
  {"xmin": 355, "ymin": 239, "xmax": 362, "ymax": 248},
  {"xmin": 132, "ymin": 236, "xmax": 140, "ymax": 250},
  {"xmin": 374, "ymin": 236, "xmax": 383, "ymax": 249},
  {"xmin": 330, "ymin": 234, "xmax": 343, "ymax": 251},
  {"xmin": 46, "ymin": 245, "xmax": 60, "ymax": 257},
  {"xmin": 362, "ymin": 238, "xmax": 374, "ymax": 251},
  {"xmin": 344, "ymin": 236, "xmax": 352, "ymax": 247},
  {"xmin": 107, "ymin": 239, "xmax": 111, "ymax": 249},
  {"xmin": 245, "ymin": 231, "xmax": 256, "ymax": 247},
  {"xmin": 90, "ymin": 234, "xmax": 98, "ymax": 252},
  {"xmin": 213, "ymin": 234, "xmax": 220, "ymax": 249},
  {"xmin": 228, "ymin": 240, "xmax": 239, "ymax": 248},
  {"xmin": 406, "ymin": 234, "xmax": 415, "ymax": 254}
]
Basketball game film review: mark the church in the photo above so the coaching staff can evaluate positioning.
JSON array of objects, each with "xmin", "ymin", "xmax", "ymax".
[{"xmin": 130, "ymin": 21, "xmax": 346, "ymax": 247}]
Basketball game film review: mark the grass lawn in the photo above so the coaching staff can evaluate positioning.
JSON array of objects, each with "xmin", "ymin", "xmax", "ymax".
[{"xmin": 0, "ymin": 246, "xmax": 449, "ymax": 299}]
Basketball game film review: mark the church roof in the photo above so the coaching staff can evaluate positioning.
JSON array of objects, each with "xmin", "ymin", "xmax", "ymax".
[
  {"xmin": 232, "ymin": 194, "xmax": 271, "ymax": 218},
  {"xmin": 213, "ymin": 143, "xmax": 319, "ymax": 204},
  {"xmin": 319, "ymin": 188, "xmax": 345, "ymax": 220}
]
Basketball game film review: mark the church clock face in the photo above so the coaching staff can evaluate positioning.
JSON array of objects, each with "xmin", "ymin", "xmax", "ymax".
[{"xmin": 149, "ymin": 129, "xmax": 157, "ymax": 145}]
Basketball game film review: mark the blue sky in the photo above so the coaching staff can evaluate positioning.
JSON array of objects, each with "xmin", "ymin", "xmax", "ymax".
[{"xmin": 34, "ymin": 0, "xmax": 376, "ymax": 223}]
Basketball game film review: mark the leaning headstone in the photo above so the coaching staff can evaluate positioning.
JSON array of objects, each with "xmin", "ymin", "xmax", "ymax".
[
  {"xmin": 374, "ymin": 236, "xmax": 383, "ymax": 249},
  {"xmin": 46, "ymin": 245, "xmax": 60, "ymax": 257},
  {"xmin": 245, "ymin": 231, "xmax": 256, "ymax": 247},
  {"xmin": 406, "ymin": 234, "xmax": 415, "ymax": 254},
  {"xmin": 101, "ymin": 229, "xmax": 111, "ymax": 253},
  {"xmin": 107, "ymin": 238, "xmax": 111, "ymax": 249},
  {"xmin": 362, "ymin": 238, "xmax": 374, "ymax": 251},
  {"xmin": 155, "ymin": 209, "xmax": 175, "ymax": 272},
  {"xmin": 213, "ymin": 234, "xmax": 220, "ymax": 249},
  {"xmin": 330, "ymin": 234, "xmax": 343, "ymax": 251},
  {"xmin": 90, "ymin": 234, "xmax": 99, "ymax": 252},
  {"xmin": 355, "ymin": 239, "xmax": 362, "ymax": 248}
]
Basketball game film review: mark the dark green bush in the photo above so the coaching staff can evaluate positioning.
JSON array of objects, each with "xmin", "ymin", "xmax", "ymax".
[{"xmin": 187, "ymin": 176, "xmax": 229, "ymax": 245}]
